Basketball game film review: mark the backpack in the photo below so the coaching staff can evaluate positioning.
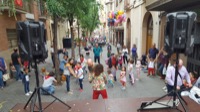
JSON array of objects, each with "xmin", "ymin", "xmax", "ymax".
[{"xmin": 0, "ymin": 57, "xmax": 6, "ymax": 73}]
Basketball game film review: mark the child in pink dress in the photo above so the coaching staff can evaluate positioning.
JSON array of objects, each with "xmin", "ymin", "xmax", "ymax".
[{"xmin": 120, "ymin": 66, "xmax": 126, "ymax": 90}]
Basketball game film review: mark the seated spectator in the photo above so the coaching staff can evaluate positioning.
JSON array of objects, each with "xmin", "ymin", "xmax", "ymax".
[
  {"xmin": 183, "ymin": 71, "xmax": 199, "ymax": 88},
  {"xmin": 42, "ymin": 71, "xmax": 57, "ymax": 95},
  {"xmin": 141, "ymin": 54, "xmax": 147, "ymax": 66}
]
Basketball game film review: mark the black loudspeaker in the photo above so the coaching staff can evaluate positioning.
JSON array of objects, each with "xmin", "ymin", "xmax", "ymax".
[
  {"xmin": 63, "ymin": 38, "xmax": 72, "ymax": 48},
  {"xmin": 164, "ymin": 11, "xmax": 197, "ymax": 55},
  {"xmin": 16, "ymin": 21, "xmax": 48, "ymax": 61}
]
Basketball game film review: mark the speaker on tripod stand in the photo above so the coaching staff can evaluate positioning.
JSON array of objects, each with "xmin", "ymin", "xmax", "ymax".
[
  {"xmin": 138, "ymin": 11, "xmax": 197, "ymax": 112},
  {"xmin": 16, "ymin": 21, "xmax": 71, "ymax": 112}
]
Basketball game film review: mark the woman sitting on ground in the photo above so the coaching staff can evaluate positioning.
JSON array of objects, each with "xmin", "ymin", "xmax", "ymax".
[{"xmin": 42, "ymin": 71, "xmax": 57, "ymax": 95}]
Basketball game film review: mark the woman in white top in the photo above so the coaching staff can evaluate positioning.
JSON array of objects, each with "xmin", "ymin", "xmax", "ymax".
[
  {"xmin": 42, "ymin": 71, "xmax": 57, "ymax": 95},
  {"xmin": 122, "ymin": 46, "xmax": 128, "ymax": 64}
]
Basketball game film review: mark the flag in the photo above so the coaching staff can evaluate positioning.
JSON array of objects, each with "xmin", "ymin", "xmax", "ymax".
[{"xmin": 15, "ymin": 0, "xmax": 23, "ymax": 7}]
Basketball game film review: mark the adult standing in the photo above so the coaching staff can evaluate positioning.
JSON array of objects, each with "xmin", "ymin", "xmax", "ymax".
[
  {"xmin": 107, "ymin": 43, "xmax": 112, "ymax": 53},
  {"xmin": 59, "ymin": 55, "xmax": 68, "ymax": 76},
  {"xmin": 122, "ymin": 46, "xmax": 128, "ymax": 64},
  {"xmin": 148, "ymin": 43, "xmax": 159, "ymax": 60},
  {"xmin": 165, "ymin": 59, "xmax": 192, "ymax": 96},
  {"xmin": 117, "ymin": 42, "xmax": 121, "ymax": 54},
  {"xmin": 87, "ymin": 59, "xmax": 95, "ymax": 76},
  {"xmin": 93, "ymin": 43, "xmax": 101, "ymax": 64},
  {"xmin": 50, "ymin": 45, "xmax": 55, "ymax": 68},
  {"xmin": 63, "ymin": 48, "xmax": 68, "ymax": 57},
  {"xmin": 63, "ymin": 58, "xmax": 77, "ymax": 94},
  {"xmin": 11, "ymin": 48, "xmax": 22, "ymax": 81},
  {"xmin": 131, "ymin": 44, "xmax": 137, "ymax": 65},
  {"xmin": 0, "ymin": 57, "xmax": 7, "ymax": 88},
  {"xmin": 157, "ymin": 49, "xmax": 168, "ymax": 79},
  {"xmin": 89, "ymin": 64, "xmax": 108, "ymax": 99}
]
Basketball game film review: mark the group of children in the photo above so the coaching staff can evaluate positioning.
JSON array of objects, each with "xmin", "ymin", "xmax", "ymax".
[{"xmin": 106, "ymin": 57, "xmax": 142, "ymax": 90}]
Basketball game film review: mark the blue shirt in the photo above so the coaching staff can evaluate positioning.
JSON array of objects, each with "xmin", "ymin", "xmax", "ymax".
[
  {"xmin": 59, "ymin": 59, "xmax": 66, "ymax": 71},
  {"xmin": 149, "ymin": 48, "xmax": 159, "ymax": 59},
  {"xmin": 131, "ymin": 48, "xmax": 137, "ymax": 56},
  {"xmin": 93, "ymin": 47, "xmax": 101, "ymax": 57}
]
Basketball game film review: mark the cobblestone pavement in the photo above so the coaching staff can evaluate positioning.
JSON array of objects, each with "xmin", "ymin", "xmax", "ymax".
[{"xmin": 0, "ymin": 43, "xmax": 166, "ymax": 112}]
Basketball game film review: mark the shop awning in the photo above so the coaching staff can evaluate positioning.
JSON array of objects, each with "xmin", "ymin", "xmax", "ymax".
[{"xmin": 146, "ymin": 0, "xmax": 200, "ymax": 12}]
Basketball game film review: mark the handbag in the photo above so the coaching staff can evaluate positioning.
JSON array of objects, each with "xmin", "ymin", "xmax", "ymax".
[
  {"xmin": 3, "ymin": 73, "xmax": 10, "ymax": 81},
  {"xmin": 61, "ymin": 74, "xmax": 66, "ymax": 81}
]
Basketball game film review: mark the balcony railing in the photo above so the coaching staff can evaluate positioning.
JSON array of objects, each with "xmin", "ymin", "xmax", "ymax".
[{"xmin": 0, "ymin": 0, "xmax": 31, "ymax": 13}]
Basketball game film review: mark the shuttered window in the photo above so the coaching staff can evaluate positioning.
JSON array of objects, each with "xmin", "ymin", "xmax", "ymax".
[{"xmin": 6, "ymin": 29, "xmax": 18, "ymax": 48}]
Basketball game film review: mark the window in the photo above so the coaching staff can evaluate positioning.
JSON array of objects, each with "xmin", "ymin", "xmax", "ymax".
[{"xmin": 6, "ymin": 29, "xmax": 18, "ymax": 48}]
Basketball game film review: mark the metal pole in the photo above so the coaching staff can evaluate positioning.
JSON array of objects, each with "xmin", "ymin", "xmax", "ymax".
[
  {"xmin": 34, "ymin": 59, "xmax": 43, "ymax": 112},
  {"xmin": 173, "ymin": 52, "xmax": 179, "ymax": 107}
]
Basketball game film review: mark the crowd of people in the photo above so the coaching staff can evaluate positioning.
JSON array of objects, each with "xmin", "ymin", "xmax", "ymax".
[{"xmin": 0, "ymin": 41, "xmax": 199, "ymax": 101}]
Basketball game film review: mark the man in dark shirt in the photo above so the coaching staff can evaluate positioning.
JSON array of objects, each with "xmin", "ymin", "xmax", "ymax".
[
  {"xmin": 148, "ymin": 43, "xmax": 159, "ymax": 59},
  {"xmin": 11, "ymin": 48, "xmax": 22, "ymax": 81}
]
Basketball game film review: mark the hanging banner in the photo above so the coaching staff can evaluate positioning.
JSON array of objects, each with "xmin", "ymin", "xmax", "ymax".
[{"xmin": 15, "ymin": 0, "xmax": 23, "ymax": 7}]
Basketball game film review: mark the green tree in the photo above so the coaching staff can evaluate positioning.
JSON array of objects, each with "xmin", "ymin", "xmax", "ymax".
[
  {"xmin": 58, "ymin": 0, "xmax": 96, "ymax": 58},
  {"xmin": 46, "ymin": 0, "xmax": 66, "ymax": 84},
  {"xmin": 79, "ymin": 2, "xmax": 102, "ymax": 36},
  {"xmin": 46, "ymin": 0, "xmax": 98, "ymax": 83}
]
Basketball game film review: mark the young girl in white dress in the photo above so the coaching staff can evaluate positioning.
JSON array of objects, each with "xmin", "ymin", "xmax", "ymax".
[
  {"xmin": 120, "ymin": 66, "xmax": 126, "ymax": 90},
  {"xmin": 136, "ymin": 59, "xmax": 141, "ymax": 80}
]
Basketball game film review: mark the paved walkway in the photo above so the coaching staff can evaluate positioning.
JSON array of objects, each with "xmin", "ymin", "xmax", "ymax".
[{"xmin": 0, "ymin": 43, "xmax": 166, "ymax": 112}]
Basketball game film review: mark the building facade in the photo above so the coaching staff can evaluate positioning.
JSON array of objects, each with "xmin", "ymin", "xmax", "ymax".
[
  {"xmin": 112, "ymin": 0, "xmax": 160, "ymax": 57},
  {"xmin": 0, "ymin": 0, "xmax": 68, "ymax": 63},
  {"xmin": 0, "ymin": 0, "xmax": 51, "ymax": 63},
  {"xmin": 105, "ymin": 0, "xmax": 115, "ymax": 43}
]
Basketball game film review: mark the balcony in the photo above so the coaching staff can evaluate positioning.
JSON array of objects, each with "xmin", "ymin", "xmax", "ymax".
[
  {"xmin": 38, "ymin": 1, "xmax": 47, "ymax": 20},
  {"xmin": 0, "ymin": 0, "xmax": 31, "ymax": 14},
  {"xmin": 124, "ymin": 0, "xmax": 131, "ymax": 11}
]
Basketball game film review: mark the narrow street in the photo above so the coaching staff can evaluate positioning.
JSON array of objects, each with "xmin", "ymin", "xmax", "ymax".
[{"xmin": 0, "ymin": 44, "xmax": 166, "ymax": 111}]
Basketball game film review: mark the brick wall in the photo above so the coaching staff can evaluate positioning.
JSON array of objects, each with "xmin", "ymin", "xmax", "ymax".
[{"xmin": 0, "ymin": 11, "xmax": 22, "ymax": 51}]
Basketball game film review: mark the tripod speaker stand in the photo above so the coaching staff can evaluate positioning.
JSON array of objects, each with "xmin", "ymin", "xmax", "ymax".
[
  {"xmin": 138, "ymin": 52, "xmax": 188, "ymax": 112},
  {"xmin": 24, "ymin": 59, "xmax": 71, "ymax": 112}
]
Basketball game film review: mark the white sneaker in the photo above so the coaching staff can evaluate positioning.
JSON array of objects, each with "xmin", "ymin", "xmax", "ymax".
[
  {"xmin": 164, "ymin": 89, "xmax": 167, "ymax": 93},
  {"xmin": 25, "ymin": 93, "xmax": 30, "ymax": 96},
  {"xmin": 162, "ymin": 86, "xmax": 167, "ymax": 90},
  {"xmin": 29, "ymin": 91, "xmax": 33, "ymax": 94}
]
